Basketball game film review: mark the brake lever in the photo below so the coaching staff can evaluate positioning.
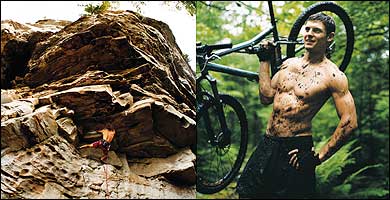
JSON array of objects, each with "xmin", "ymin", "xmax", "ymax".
[
  {"xmin": 207, "ymin": 54, "xmax": 221, "ymax": 60},
  {"xmin": 245, "ymin": 46, "xmax": 261, "ymax": 54},
  {"xmin": 205, "ymin": 54, "xmax": 221, "ymax": 63}
]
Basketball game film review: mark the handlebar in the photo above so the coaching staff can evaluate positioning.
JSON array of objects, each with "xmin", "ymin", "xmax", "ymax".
[
  {"xmin": 196, "ymin": 37, "xmax": 303, "ymax": 79},
  {"xmin": 196, "ymin": 42, "xmax": 233, "ymax": 56}
]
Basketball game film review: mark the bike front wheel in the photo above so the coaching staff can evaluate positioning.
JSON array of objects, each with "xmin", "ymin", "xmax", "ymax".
[
  {"xmin": 287, "ymin": 1, "xmax": 354, "ymax": 72},
  {"xmin": 196, "ymin": 94, "xmax": 248, "ymax": 194}
]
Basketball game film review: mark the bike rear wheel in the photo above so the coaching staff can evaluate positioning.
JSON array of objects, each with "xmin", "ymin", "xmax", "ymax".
[
  {"xmin": 196, "ymin": 94, "xmax": 248, "ymax": 194},
  {"xmin": 287, "ymin": 2, "xmax": 354, "ymax": 72}
]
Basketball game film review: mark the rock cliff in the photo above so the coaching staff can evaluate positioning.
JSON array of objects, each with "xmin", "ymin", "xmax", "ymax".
[{"xmin": 1, "ymin": 10, "xmax": 195, "ymax": 199}]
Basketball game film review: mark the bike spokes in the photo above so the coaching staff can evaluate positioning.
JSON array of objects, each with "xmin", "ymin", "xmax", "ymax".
[
  {"xmin": 197, "ymin": 94, "xmax": 248, "ymax": 194},
  {"xmin": 197, "ymin": 102, "xmax": 239, "ymax": 186}
]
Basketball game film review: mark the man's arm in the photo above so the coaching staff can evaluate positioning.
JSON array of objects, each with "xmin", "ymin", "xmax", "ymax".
[
  {"xmin": 258, "ymin": 60, "xmax": 276, "ymax": 105},
  {"xmin": 79, "ymin": 143, "xmax": 94, "ymax": 149},
  {"xmin": 257, "ymin": 42, "xmax": 278, "ymax": 105},
  {"xmin": 318, "ymin": 73, "xmax": 358, "ymax": 163}
]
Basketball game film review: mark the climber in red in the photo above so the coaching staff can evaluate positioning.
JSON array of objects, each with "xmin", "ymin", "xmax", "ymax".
[{"xmin": 79, "ymin": 124, "xmax": 116, "ymax": 161}]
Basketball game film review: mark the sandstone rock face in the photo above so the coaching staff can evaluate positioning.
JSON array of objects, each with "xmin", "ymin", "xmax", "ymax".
[
  {"xmin": 1, "ymin": 10, "xmax": 195, "ymax": 199},
  {"xmin": 1, "ymin": 19, "xmax": 69, "ymax": 89}
]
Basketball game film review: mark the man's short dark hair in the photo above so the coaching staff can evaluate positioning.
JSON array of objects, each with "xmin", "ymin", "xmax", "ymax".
[{"xmin": 307, "ymin": 12, "xmax": 336, "ymax": 36}]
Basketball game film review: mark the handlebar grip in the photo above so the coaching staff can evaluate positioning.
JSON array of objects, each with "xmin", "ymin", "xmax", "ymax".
[
  {"xmin": 208, "ymin": 43, "xmax": 233, "ymax": 50},
  {"xmin": 196, "ymin": 43, "xmax": 233, "ymax": 55}
]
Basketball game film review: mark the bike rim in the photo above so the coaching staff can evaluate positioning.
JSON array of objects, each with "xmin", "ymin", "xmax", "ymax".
[{"xmin": 196, "ymin": 95, "xmax": 248, "ymax": 194}]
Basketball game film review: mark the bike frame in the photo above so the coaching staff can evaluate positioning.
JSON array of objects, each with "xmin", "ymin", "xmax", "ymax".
[
  {"xmin": 211, "ymin": 1, "xmax": 282, "ymax": 76},
  {"xmin": 197, "ymin": 1, "xmax": 305, "ymax": 85},
  {"xmin": 196, "ymin": 1, "xmax": 282, "ymax": 144},
  {"xmin": 196, "ymin": 1, "xmax": 354, "ymax": 193},
  {"xmin": 196, "ymin": 0, "xmax": 304, "ymax": 147}
]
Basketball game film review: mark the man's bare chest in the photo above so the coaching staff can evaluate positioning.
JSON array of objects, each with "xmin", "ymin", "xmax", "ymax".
[{"xmin": 276, "ymin": 67, "xmax": 329, "ymax": 100}]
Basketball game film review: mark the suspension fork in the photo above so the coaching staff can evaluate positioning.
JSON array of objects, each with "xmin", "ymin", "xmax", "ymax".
[
  {"xmin": 205, "ymin": 74, "xmax": 230, "ymax": 140},
  {"xmin": 196, "ymin": 76, "xmax": 203, "ymax": 108}
]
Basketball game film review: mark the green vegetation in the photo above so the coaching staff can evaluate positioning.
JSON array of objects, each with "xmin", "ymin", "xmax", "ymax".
[
  {"xmin": 130, "ymin": 1, "xmax": 196, "ymax": 16},
  {"xmin": 80, "ymin": 1, "xmax": 195, "ymax": 16},
  {"xmin": 196, "ymin": 1, "xmax": 389, "ymax": 199},
  {"xmin": 166, "ymin": 1, "xmax": 196, "ymax": 16},
  {"xmin": 83, "ymin": 1, "xmax": 112, "ymax": 15}
]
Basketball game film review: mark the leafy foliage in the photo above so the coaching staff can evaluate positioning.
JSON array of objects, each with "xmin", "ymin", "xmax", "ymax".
[
  {"xmin": 168, "ymin": 1, "xmax": 196, "ymax": 16},
  {"xmin": 83, "ymin": 1, "xmax": 111, "ymax": 15},
  {"xmin": 81, "ymin": 1, "xmax": 195, "ymax": 16},
  {"xmin": 196, "ymin": 1, "xmax": 389, "ymax": 199},
  {"xmin": 316, "ymin": 139, "xmax": 389, "ymax": 198},
  {"xmin": 124, "ymin": 1, "xmax": 195, "ymax": 16}
]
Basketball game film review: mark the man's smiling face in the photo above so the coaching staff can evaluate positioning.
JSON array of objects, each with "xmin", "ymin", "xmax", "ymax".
[{"xmin": 303, "ymin": 20, "xmax": 333, "ymax": 53}]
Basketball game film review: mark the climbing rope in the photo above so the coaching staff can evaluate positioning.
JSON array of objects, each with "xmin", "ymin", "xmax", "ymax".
[{"xmin": 104, "ymin": 164, "xmax": 109, "ymax": 199}]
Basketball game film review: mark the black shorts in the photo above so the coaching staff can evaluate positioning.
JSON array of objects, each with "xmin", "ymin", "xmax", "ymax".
[{"xmin": 236, "ymin": 134, "xmax": 316, "ymax": 199}]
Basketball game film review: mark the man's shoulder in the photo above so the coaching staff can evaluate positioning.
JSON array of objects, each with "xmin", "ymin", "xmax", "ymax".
[
  {"xmin": 323, "ymin": 60, "xmax": 349, "ymax": 92},
  {"xmin": 322, "ymin": 59, "xmax": 339, "ymax": 70},
  {"xmin": 284, "ymin": 57, "xmax": 301, "ymax": 65},
  {"xmin": 280, "ymin": 57, "xmax": 301, "ymax": 70},
  {"xmin": 322, "ymin": 59, "xmax": 347, "ymax": 78}
]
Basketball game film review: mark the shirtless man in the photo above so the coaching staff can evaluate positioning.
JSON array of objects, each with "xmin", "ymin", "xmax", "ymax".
[
  {"xmin": 79, "ymin": 125, "xmax": 116, "ymax": 161},
  {"xmin": 236, "ymin": 13, "xmax": 358, "ymax": 198}
]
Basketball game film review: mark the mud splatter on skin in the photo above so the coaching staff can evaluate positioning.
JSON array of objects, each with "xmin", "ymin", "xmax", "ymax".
[
  {"xmin": 266, "ymin": 58, "xmax": 353, "ymax": 138},
  {"xmin": 269, "ymin": 125, "xmax": 276, "ymax": 134},
  {"xmin": 341, "ymin": 118, "xmax": 351, "ymax": 128}
]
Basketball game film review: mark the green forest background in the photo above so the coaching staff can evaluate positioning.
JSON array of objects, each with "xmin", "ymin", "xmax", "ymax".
[{"xmin": 196, "ymin": 1, "xmax": 389, "ymax": 199}]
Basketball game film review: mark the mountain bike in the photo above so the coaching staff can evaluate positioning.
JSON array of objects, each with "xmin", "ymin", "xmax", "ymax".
[{"xmin": 196, "ymin": 1, "xmax": 354, "ymax": 194}]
